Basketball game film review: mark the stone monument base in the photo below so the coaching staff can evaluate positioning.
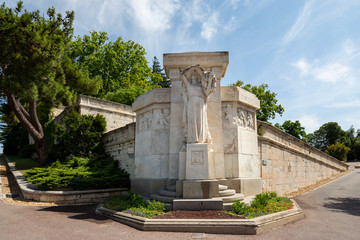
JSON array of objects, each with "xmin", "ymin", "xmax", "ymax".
[
  {"xmin": 177, "ymin": 179, "xmax": 219, "ymax": 199},
  {"xmin": 220, "ymin": 178, "xmax": 262, "ymax": 196}
]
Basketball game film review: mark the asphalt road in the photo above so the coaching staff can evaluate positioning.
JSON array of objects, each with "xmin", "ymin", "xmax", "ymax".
[{"xmin": 0, "ymin": 164, "xmax": 359, "ymax": 240}]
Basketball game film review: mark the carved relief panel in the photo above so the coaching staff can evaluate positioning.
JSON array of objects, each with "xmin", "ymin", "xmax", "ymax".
[
  {"xmin": 137, "ymin": 108, "xmax": 170, "ymax": 132},
  {"xmin": 222, "ymin": 103, "xmax": 255, "ymax": 130}
]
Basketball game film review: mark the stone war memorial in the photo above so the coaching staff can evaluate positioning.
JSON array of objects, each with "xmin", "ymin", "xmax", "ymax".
[
  {"xmin": 102, "ymin": 51, "xmax": 348, "ymax": 210},
  {"xmin": 130, "ymin": 51, "xmax": 262, "ymax": 209}
]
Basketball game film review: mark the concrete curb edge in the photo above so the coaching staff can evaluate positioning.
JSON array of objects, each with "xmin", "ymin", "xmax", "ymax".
[{"xmin": 96, "ymin": 200, "xmax": 305, "ymax": 235}]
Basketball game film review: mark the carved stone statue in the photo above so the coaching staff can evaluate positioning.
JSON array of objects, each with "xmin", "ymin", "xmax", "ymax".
[{"xmin": 181, "ymin": 65, "xmax": 216, "ymax": 144}]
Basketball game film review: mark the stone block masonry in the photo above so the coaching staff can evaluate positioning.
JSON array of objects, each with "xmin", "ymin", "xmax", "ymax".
[
  {"xmin": 54, "ymin": 95, "xmax": 136, "ymax": 133},
  {"xmin": 258, "ymin": 121, "xmax": 348, "ymax": 195}
]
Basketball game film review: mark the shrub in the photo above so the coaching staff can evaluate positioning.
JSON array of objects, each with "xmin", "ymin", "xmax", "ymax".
[
  {"xmin": 24, "ymin": 154, "xmax": 130, "ymax": 190},
  {"xmin": 325, "ymin": 142, "xmax": 351, "ymax": 161},
  {"xmin": 54, "ymin": 110, "xmax": 106, "ymax": 161},
  {"xmin": 232, "ymin": 192, "xmax": 293, "ymax": 218},
  {"xmin": 103, "ymin": 193, "xmax": 165, "ymax": 218}
]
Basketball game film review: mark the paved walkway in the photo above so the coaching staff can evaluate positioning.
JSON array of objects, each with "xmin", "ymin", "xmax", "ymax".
[{"xmin": 0, "ymin": 162, "xmax": 359, "ymax": 240}]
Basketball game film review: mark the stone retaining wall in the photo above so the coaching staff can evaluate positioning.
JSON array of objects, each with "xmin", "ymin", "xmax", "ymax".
[
  {"xmin": 258, "ymin": 121, "xmax": 348, "ymax": 195},
  {"xmin": 54, "ymin": 95, "xmax": 136, "ymax": 133},
  {"xmin": 103, "ymin": 123, "xmax": 136, "ymax": 178},
  {"xmin": 3, "ymin": 155, "xmax": 128, "ymax": 204}
]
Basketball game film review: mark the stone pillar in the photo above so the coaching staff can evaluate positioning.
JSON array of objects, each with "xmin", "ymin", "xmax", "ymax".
[
  {"xmin": 163, "ymin": 52, "xmax": 229, "ymax": 181},
  {"xmin": 221, "ymin": 86, "xmax": 262, "ymax": 196},
  {"xmin": 131, "ymin": 88, "xmax": 172, "ymax": 196},
  {"xmin": 164, "ymin": 52, "xmax": 229, "ymax": 198}
]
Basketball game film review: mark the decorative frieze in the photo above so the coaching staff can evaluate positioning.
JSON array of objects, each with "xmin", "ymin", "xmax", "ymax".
[{"xmin": 222, "ymin": 103, "xmax": 255, "ymax": 130}]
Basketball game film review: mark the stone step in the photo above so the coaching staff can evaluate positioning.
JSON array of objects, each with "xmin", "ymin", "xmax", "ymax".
[
  {"xmin": 166, "ymin": 184, "xmax": 176, "ymax": 191},
  {"xmin": 221, "ymin": 193, "xmax": 244, "ymax": 203},
  {"xmin": 219, "ymin": 184, "xmax": 228, "ymax": 191},
  {"xmin": 213, "ymin": 193, "xmax": 244, "ymax": 203},
  {"xmin": 159, "ymin": 189, "xmax": 176, "ymax": 197},
  {"xmin": 219, "ymin": 189, "xmax": 236, "ymax": 197},
  {"xmin": 150, "ymin": 194, "xmax": 176, "ymax": 203},
  {"xmin": 223, "ymin": 202, "xmax": 233, "ymax": 211}
]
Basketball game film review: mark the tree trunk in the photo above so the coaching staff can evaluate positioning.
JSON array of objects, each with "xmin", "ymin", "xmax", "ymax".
[
  {"xmin": 7, "ymin": 94, "xmax": 48, "ymax": 165},
  {"xmin": 35, "ymin": 138, "xmax": 48, "ymax": 166}
]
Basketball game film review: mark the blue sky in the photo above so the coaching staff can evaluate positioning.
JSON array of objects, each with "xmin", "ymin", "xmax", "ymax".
[{"xmin": 2, "ymin": 0, "xmax": 360, "ymax": 150}]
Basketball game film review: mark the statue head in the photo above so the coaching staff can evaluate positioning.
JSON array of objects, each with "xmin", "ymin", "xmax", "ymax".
[{"xmin": 190, "ymin": 72, "xmax": 201, "ymax": 85}]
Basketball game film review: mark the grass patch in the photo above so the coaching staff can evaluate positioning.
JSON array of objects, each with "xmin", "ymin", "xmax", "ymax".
[
  {"xmin": 7, "ymin": 155, "xmax": 39, "ymax": 171},
  {"xmin": 232, "ymin": 192, "xmax": 293, "ymax": 218},
  {"xmin": 103, "ymin": 192, "xmax": 165, "ymax": 218}
]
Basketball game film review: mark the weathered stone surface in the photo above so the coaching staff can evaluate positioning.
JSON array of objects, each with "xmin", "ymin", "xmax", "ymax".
[{"xmin": 258, "ymin": 121, "xmax": 348, "ymax": 195}]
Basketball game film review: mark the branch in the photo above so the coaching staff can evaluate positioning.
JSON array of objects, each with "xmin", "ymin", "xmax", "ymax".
[
  {"xmin": 14, "ymin": 97, "xmax": 31, "ymax": 122},
  {"xmin": 29, "ymin": 100, "xmax": 43, "ymax": 135},
  {"xmin": 7, "ymin": 94, "xmax": 43, "ymax": 142}
]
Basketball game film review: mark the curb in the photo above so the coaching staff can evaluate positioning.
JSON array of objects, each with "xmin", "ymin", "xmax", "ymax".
[
  {"xmin": 2, "ymin": 154, "xmax": 128, "ymax": 204},
  {"xmin": 96, "ymin": 200, "xmax": 305, "ymax": 235}
]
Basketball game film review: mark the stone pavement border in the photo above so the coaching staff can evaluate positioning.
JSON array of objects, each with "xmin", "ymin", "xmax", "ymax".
[
  {"xmin": 96, "ymin": 200, "xmax": 305, "ymax": 235},
  {"xmin": 2, "ymin": 154, "xmax": 128, "ymax": 204}
]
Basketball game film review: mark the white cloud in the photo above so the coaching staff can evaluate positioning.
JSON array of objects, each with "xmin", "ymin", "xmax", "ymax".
[
  {"xmin": 200, "ymin": 12, "xmax": 219, "ymax": 41},
  {"xmin": 292, "ymin": 58, "xmax": 353, "ymax": 84},
  {"xmin": 180, "ymin": 0, "xmax": 221, "ymax": 41},
  {"xmin": 126, "ymin": 0, "xmax": 180, "ymax": 33},
  {"xmin": 224, "ymin": 16, "xmax": 238, "ymax": 32},
  {"xmin": 291, "ymin": 58, "xmax": 311, "ymax": 75},
  {"xmin": 282, "ymin": 0, "xmax": 314, "ymax": 44},
  {"xmin": 312, "ymin": 63, "xmax": 350, "ymax": 83},
  {"xmin": 298, "ymin": 114, "xmax": 321, "ymax": 133},
  {"xmin": 342, "ymin": 39, "xmax": 356, "ymax": 55}
]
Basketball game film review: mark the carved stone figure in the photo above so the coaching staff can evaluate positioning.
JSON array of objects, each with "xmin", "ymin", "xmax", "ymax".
[
  {"xmin": 246, "ymin": 112, "xmax": 254, "ymax": 129},
  {"xmin": 236, "ymin": 108, "xmax": 246, "ymax": 128},
  {"xmin": 181, "ymin": 65, "xmax": 216, "ymax": 144}
]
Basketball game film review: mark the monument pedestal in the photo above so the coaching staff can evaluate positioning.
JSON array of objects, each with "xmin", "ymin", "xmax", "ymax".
[{"xmin": 225, "ymin": 178, "xmax": 262, "ymax": 196}]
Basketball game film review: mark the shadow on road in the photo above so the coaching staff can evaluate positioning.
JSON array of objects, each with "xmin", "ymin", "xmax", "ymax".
[
  {"xmin": 323, "ymin": 197, "xmax": 360, "ymax": 216},
  {"xmin": 37, "ymin": 204, "xmax": 110, "ymax": 223}
]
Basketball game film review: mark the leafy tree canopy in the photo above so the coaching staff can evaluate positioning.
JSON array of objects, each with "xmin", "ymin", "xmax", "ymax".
[
  {"xmin": 231, "ymin": 80, "xmax": 284, "ymax": 121},
  {"xmin": 67, "ymin": 31, "xmax": 163, "ymax": 102},
  {"xmin": 325, "ymin": 142, "xmax": 350, "ymax": 162},
  {"xmin": 275, "ymin": 120, "xmax": 306, "ymax": 139},
  {"xmin": 0, "ymin": 1, "xmax": 101, "ymax": 164},
  {"xmin": 308, "ymin": 122, "xmax": 346, "ymax": 151},
  {"xmin": 151, "ymin": 56, "xmax": 170, "ymax": 88}
]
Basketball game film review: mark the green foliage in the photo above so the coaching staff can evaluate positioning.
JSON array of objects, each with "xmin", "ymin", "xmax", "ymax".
[
  {"xmin": 152, "ymin": 56, "xmax": 170, "ymax": 88},
  {"xmin": 103, "ymin": 193, "xmax": 165, "ymax": 218},
  {"xmin": 53, "ymin": 111, "xmax": 106, "ymax": 160},
  {"xmin": 343, "ymin": 126, "xmax": 360, "ymax": 161},
  {"xmin": 309, "ymin": 122, "xmax": 346, "ymax": 151},
  {"xmin": 103, "ymin": 86, "xmax": 147, "ymax": 105},
  {"xmin": 67, "ymin": 31, "xmax": 161, "ymax": 102},
  {"xmin": 0, "ymin": 1, "xmax": 100, "ymax": 106},
  {"xmin": 0, "ymin": 2, "xmax": 101, "ymax": 164},
  {"xmin": 231, "ymin": 81, "xmax": 284, "ymax": 121},
  {"xmin": 275, "ymin": 120, "xmax": 306, "ymax": 139},
  {"xmin": 103, "ymin": 192, "xmax": 146, "ymax": 211},
  {"xmin": 232, "ymin": 192, "xmax": 293, "ymax": 218},
  {"xmin": 24, "ymin": 154, "xmax": 130, "ymax": 190},
  {"xmin": 1, "ymin": 123, "xmax": 29, "ymax": 155},
  {"xmin": 325, "ymin": 142, "xmax": 351, "ymax": 162},
  {"xmin": 7, "ymin": 155, "xmax": 39, "ymax": 171}
]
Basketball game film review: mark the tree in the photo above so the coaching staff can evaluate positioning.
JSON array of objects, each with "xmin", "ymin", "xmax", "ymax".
[
  {"xmin": 309, "ymin": 122, "xmax": 346, "ymax": 151},
  {"xmin": 67, "ymin": 31, "xmax": 163, "ymax": 103},
  {"xmin": 231, "ymin": 80, "xmax": 284, "ymax": 121},
  {"xmin": 0, "ymin": 2, "xmax": 100, "ymax": 164},
  {"xmin": 342, "ymin": 126, "xmax": 360, "ymax": 161},
  {"xmin": 325, "ymin": 142, "xmax": 350, "ymax": 162},
  {"xmin": 152, "ymin": 56, "xmax": 170, "ymax": 88},
  {"xmin": 275, "ymin": 120, "xmax": 306, "ymax": 139}
]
